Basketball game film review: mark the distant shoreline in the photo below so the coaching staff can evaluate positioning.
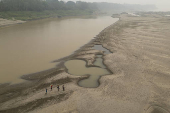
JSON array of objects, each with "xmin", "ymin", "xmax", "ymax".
[{"xmin": 0, "ymin": 11, "xmax": 105, "ymax": 27}]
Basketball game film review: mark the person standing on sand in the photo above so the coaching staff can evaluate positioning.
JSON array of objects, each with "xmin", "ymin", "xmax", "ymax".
[
  {"xmin": 62, "ymin": 85, "xmax": 65, "ymax": 91},
  {"xmin": 51, "ymin": 85, "xmax": 53, "ymax": 91},
  {"xmin": 57, "ymin": 85, "xmax": 60, "ymax": 91},
  {"xmin": 46, "ymin": 89, "xmax": 47, "ymax": 94}
]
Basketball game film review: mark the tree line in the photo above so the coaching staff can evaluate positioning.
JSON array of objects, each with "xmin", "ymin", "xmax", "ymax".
[
  {"xmin": 0, "ymin": 0, "xmax": 156, "ymax": 13},
  {"xmin": 0, "ymin": 0, "xmax": 98, "ymax": 12}
]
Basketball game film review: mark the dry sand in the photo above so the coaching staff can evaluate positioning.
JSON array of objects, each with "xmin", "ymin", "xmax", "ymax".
[
  {"xmin": 0, "ymin": 18, "xmax": 25, "ymax": 27},
  {"xmin": 0, "ymin": 13, "xmax": 170, "ymax": 113}
]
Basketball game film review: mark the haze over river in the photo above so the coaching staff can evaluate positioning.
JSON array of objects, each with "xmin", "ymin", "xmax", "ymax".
[{"xmin": 0, "ymin": 16, "xmax": 118, "ymax": 84}]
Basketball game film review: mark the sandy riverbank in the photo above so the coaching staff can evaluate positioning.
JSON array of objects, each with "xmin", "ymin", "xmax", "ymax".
[
  {"xmin": 0, "ymin": 15, "xmax": 98, "ymax": 27},
  {"xmin": 0, "ymin": 13, "xmax": 170, "ymax": 113},
  {"xmin": 0, "ymin": 18, "xmax": 25, "ymax": 27}
]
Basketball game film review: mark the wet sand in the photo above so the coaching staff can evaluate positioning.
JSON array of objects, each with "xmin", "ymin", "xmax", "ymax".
[{"xmin": 1, "ymin": 13, "xmax": 170, "ymax": 113}]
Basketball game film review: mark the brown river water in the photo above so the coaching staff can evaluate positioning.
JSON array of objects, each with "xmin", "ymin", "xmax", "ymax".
[{"xmin": 0, "ymin": 16, "xmax": 118, "ymax": 84}]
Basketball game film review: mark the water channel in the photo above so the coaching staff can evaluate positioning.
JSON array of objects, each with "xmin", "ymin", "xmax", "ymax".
[
  {"xmin": 92, "ymin": 45, "xmax": 111, "ymax": 54},
  {"xmin": 0, "ymin": 16, "xmax": 118, "ymax": 84}
]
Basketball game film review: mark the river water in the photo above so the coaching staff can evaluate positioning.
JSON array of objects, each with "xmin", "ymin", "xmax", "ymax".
[{"xmin": 0, "ymin": 16, "xmax": 118, "ymax": 84}]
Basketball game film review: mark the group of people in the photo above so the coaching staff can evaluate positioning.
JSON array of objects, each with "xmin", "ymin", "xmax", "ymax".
[{"xmin": 46, "ymin": 85, "xmax": 65, "ymax": 94}]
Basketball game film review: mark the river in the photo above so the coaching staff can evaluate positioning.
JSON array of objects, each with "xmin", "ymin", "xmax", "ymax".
[{"xmin": 0, "ymin": 16, "xmax": 118, "ymax": 84}]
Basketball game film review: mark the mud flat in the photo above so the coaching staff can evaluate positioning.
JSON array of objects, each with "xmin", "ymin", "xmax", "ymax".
[{"xmin": 1, "ymin": 13, "xmax": 170, "ymax": 113}]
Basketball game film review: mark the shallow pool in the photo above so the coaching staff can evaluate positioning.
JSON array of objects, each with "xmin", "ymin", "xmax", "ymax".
[{"xmin": 64, "ymin": 55, "xmax": 110, "ymax": 88}]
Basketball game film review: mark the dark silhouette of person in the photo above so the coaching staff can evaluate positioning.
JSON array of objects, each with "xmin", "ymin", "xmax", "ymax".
[
  {"xmin": 62, "ymin": 85, "xmax": 65, "ymax": 91},
  {"xmin": 51, "ymin": 85, "xmax": 53, "ymax": 91},
  {"xmin": 57, "ymin": 85, "xmax": 60, "ymax": 91},
  {"xmin": 46, "ymin": 89, "xmax": 47, "ymax": 94}
]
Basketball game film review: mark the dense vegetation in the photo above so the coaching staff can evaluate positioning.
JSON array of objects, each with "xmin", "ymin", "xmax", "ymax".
[
  {"xmin": 0, "ymin": 0, "xmax": 97, "ymax": 11},
  {"xmin": 0, "ymin": 0, "xmax": 99, "ymax": 20},
  {"xmin": 0, "ymin": 0, "xmax": 157, "ymax": 20}
]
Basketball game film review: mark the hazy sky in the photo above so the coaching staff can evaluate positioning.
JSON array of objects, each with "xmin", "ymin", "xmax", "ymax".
[{"xmin": 63, "ymin": 0, "xmax": 170, "ymax": 11}]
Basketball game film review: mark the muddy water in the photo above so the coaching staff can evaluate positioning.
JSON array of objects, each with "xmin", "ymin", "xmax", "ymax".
[
  {"xmin": 0, "ymin": 16, "xmax": 118, "ymax": 84},
  {"xmin": 94, "ymin": 55, "xmax": 106, "ymax": 68},
  {"xmin": 92, "ymin": 45, "xmax": 111, "ymax": 54},
  {"xmin": 65, "ymin": 45, "xmax": 112, "ymax": 88},
  {"xmin": 64, "ymin": 56, "xmax": 110, "ymax": 88}
]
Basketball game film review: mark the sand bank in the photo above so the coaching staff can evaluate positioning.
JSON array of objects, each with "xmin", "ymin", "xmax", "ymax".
[
  {"xmin": 0, "ymin": 13, "xmax": 170, "ymax": 113},
  {"xmin": 0, "ymin": 18, "xmax": 25, "ymax": 27}
]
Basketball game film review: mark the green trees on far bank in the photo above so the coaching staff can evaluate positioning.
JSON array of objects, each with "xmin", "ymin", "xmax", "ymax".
[
  {"xmin": 0, "ymin": 0, "xmax": 99, "ymax": 20},
  {"xmin": 0, "ymin": 0, "xmax": 98, "ymax": 12},
  {"xmin": 0, "ymin": 0, "xmax": 157, "ymax": 20},
  {"xmin": 0, "ymin": 0, "xmax": 47, "ymax": 11},
  {"xmin": 0, "ymin": 0, "xmax": 156, "ymax": 12}
]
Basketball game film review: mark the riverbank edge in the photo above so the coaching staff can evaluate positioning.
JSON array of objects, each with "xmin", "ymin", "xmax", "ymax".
[
  {"xmin": 0, "ymin": 12, "xmax": 107, "ymax": 28},
  {"xmin": 0, "ymin": 16, "xmax": 119, "ymax": 111},
  {"xmin": 20, "ymin": 16, "xmax": 119, "ymax": 82},
  {"xmin": 0, "ymin": 18, "xmax": 26, "ymax": 28}
]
